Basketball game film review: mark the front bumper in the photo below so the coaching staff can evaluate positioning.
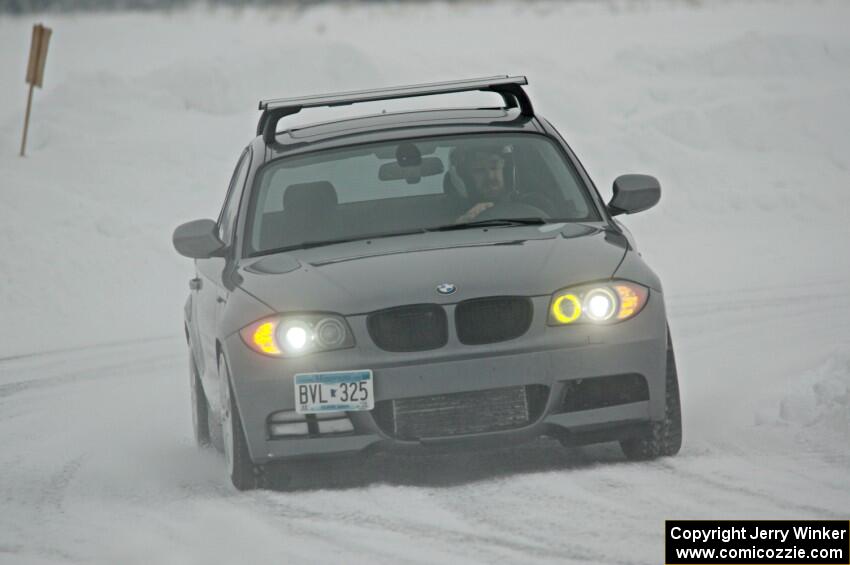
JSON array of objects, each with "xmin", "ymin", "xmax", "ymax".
[{"xmin": 223, "ymin": 294, "xmax": 668, "ymax": 465}]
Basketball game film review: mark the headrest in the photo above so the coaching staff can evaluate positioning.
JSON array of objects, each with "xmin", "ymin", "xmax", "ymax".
[
  {"xmin": 443, "ymin": 166, "xmax": 469, "ymax": 199},
  {"xmin": 283, "ymin": 181, "xmax": 338, "ymax": 212}
]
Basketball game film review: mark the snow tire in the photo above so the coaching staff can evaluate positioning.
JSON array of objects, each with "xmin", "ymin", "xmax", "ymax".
[
  {"xmin": 220, "ymin": 354, "xmax": 263, "ymax": 491},
  {"xmin": 189, "ymin": 355, "xmax": 211, "ymax": 448},
  {"xmin": 620, "ymin": 328, "xmax": 683, "ymax": 460}
]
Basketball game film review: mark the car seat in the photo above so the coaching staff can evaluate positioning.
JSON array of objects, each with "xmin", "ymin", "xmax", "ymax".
[{"xmin": 260, "ymin": 181, "xmax": 339, "ymax": 250}]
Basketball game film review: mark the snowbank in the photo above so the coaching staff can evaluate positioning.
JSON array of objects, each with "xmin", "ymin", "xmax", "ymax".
[{"xmin": 776, "ymin": 353, "xmax": 850, "ymax": 438}]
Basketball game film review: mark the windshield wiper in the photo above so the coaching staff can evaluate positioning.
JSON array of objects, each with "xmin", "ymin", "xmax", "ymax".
[
  {"xmin": 253, "ymin": 218, "xmax": 549, "ymax": 256},
  {"xmin": 428, "ymin": 217, "xmax": 547, "ymax": 232},
  {"xmin": 255, "ymin": 228, "xmax": 427, "ymax": 256}
]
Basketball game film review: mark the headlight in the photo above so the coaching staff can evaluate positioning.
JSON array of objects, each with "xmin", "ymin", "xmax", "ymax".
[
  {"xmin": 239, "ymin": 313, "xmax": 354, "ymax": 357},
  {"xmin": 548, "ymin": 281, "xmax": 649, "ymax": 326}
]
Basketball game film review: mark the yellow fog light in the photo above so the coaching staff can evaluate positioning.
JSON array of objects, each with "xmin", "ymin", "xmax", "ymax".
[
  {"xmin": 252, "ymin": 321, "xmax": 281, "ymax": 355},
  {"xmin": 615, "ymin": 283, "xmax": 649, "ymax": 320},
  {"xmin": 240, "ymin": 314, "xmax": 353, "ymax": 357},
  {"xmin": 551, "ymin": 293, "xmax": 582, "ymax": 324},
  {"xmin": 548, "ymin": 281, "xmax": 649, "ymax": 326}
]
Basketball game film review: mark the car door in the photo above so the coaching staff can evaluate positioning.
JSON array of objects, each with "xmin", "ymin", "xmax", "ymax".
[{"xmin": 195, "ymin": 147, "xmax": 251, "ymax": 409}]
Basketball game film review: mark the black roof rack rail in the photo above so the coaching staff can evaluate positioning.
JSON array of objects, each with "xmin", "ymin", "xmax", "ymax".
[{"xmin": 256, "ymin": 75, "xmax": 533, "ymax": 145}]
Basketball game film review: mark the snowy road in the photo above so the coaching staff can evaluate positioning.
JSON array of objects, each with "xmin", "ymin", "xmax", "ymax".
[
  {"xmin": 2, "ymin": 278, "xmax": 848, "ymax": 564},
  {"xmin": 1, "ymin": 0, "xmax": 849, "ymax": 563}
]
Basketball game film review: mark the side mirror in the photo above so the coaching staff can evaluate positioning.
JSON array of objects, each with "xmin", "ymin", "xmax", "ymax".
[
  {"xmin": 173, "ymin": 219, "xmax": 225, "ymax": 259},
  {"xmin": 608, "ymin": 174, "xmax": 661, "ymax": 216}
]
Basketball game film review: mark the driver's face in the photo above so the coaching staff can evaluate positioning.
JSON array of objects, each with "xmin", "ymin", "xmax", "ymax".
[{"xmin": 468, "ymin": 154, "xmax": 506, "ymax": 200}]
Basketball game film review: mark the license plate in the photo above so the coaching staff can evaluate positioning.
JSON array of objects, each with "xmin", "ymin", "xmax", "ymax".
[{"xmin": 294, "ymin": 370, "xmax": 374, "ymax": 414}]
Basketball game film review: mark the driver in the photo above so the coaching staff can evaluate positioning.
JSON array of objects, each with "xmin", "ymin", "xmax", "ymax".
[{"xmin": 453, "ymin": 144, "xmax": 514, "ymax": 223}]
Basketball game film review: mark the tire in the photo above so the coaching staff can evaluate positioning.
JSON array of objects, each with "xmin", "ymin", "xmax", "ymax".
[
  {"xmin": 189, "ymin": 355, "xmax": 211, "ymax": 447},
  {"xmin": 219, "ymin": 354, "xmax": 262, "ymax": 490},
  {"xmin": 620, "ymin": 328, "xmax": 683, "ymax": 460}
]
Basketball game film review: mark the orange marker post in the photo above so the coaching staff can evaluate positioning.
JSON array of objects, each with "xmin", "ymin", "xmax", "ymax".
[{"xmin": 20, "ymin": 23, "xmax": 52, "ymax": 157}]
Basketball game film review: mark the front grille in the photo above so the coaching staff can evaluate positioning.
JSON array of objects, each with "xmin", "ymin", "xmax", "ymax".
[
  {"xmin": 556, "ymin": 374, "xmax": 649, "ymax": 413},
  {"xmin": 373, "ymin": 385, "xmax": 549, "ymax": 440},
  {"xmin": 367, "ymin": 304, "xmax": 448, "ymax": 352},
  {"xmin": 455, "ymin": 296, "xmax": 533, "ymax": 345}
]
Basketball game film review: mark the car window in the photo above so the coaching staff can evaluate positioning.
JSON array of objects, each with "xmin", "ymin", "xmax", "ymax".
[
  {"xmin": 259, "ymin": 147, "xmax": 448, "ymax": 211},
  {"xmin": 245, "ymin": 133, "xmax": 599, "ymax": 256},
  {"xmin": 219, "ymin": 148, "xmax": 251, "ymax": 245}
]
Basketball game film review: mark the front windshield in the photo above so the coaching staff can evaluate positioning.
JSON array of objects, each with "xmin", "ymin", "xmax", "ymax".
[{"xmin": 245, "ymin": 133, "xmax": 600, "ymax": 256}]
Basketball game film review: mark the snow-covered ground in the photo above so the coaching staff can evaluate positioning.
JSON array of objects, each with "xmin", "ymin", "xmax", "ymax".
[{"xmin": 1, "ymin": 1, "xmax": 849, "ymax": 563}]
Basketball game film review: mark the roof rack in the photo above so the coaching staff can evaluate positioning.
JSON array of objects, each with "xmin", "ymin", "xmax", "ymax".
[{"xmin": 256, "ymin": 75, "xmax": 533, "ymax": 145}]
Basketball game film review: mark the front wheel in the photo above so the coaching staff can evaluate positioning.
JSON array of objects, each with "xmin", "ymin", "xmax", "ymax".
[
  {"xmin": 189, "ymin": 355, "xmax": 210, "ymax": 447},
  {"xmin": 220, "ymin": 355, "xmax": 262, "ymax": 490},
  {"xmin": 620, "ymin": 328, "xmax": 683, "ymax": 460}
]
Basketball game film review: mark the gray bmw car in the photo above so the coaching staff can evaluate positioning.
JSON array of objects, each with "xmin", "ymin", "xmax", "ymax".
[{"xmin": 173, "ymin": 76, "xmax": 682, "ymax": 490}]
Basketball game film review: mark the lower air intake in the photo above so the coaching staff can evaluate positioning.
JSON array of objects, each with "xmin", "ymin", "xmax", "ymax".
[
  {"xmin": 556, "ymin": 374, "xmax": 649, "ymax": 413},
  {"xmin": 373, "ymin": 385, "xmax": 548, "ymax": 440}
]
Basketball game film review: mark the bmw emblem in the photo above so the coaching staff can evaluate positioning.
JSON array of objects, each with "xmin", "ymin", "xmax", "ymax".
[{"xmin": 437, "ymin": 283, "xmax": 457, "ymax": 295}]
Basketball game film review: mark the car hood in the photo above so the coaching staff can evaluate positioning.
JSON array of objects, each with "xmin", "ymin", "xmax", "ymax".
[{"xmin": 236, "ymin": 223, "xmax": 628, "ymax": 315}]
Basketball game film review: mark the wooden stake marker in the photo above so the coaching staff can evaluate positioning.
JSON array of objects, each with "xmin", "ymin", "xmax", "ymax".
[{"xmin": 20, "ymin": 23, "xmax": 52, "ymax": 157}]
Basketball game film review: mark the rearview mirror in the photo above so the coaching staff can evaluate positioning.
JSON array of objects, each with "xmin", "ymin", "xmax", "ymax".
[
  {"xmin": 173, "ymin": 219, "xmax": 225, "ymax": 259},
  {"xmin": 608, "ymin": 174, "xmax": 661, "ymax": 216},
  {"xmin": 378, "ymin": 156, "xmax": 445, "ymax": 184}
]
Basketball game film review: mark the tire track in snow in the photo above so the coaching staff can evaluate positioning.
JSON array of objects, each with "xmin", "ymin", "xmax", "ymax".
[
  {"xmin": 0, "ymin": 343, "xmax": 182, "ymax": 400},
  {"xmin": 0, "ymin": 356, "xmax": 172, "ymax": 399},
  {"xmin": 259, "ymin": 486, "xmax": 607, "ymax": 565},
  {"xmin": 653, "ymin": 456, "xmax": 848, "ymax": 519},
  {"xmin": 34, "ymin": 455, "xmax": 87, "ymax": 518}
]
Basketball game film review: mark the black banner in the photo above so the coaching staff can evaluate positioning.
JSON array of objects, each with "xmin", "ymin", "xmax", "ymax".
[{"xmin": 666, "ymin": 520, "xmax": 849, "ymax": 564}]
